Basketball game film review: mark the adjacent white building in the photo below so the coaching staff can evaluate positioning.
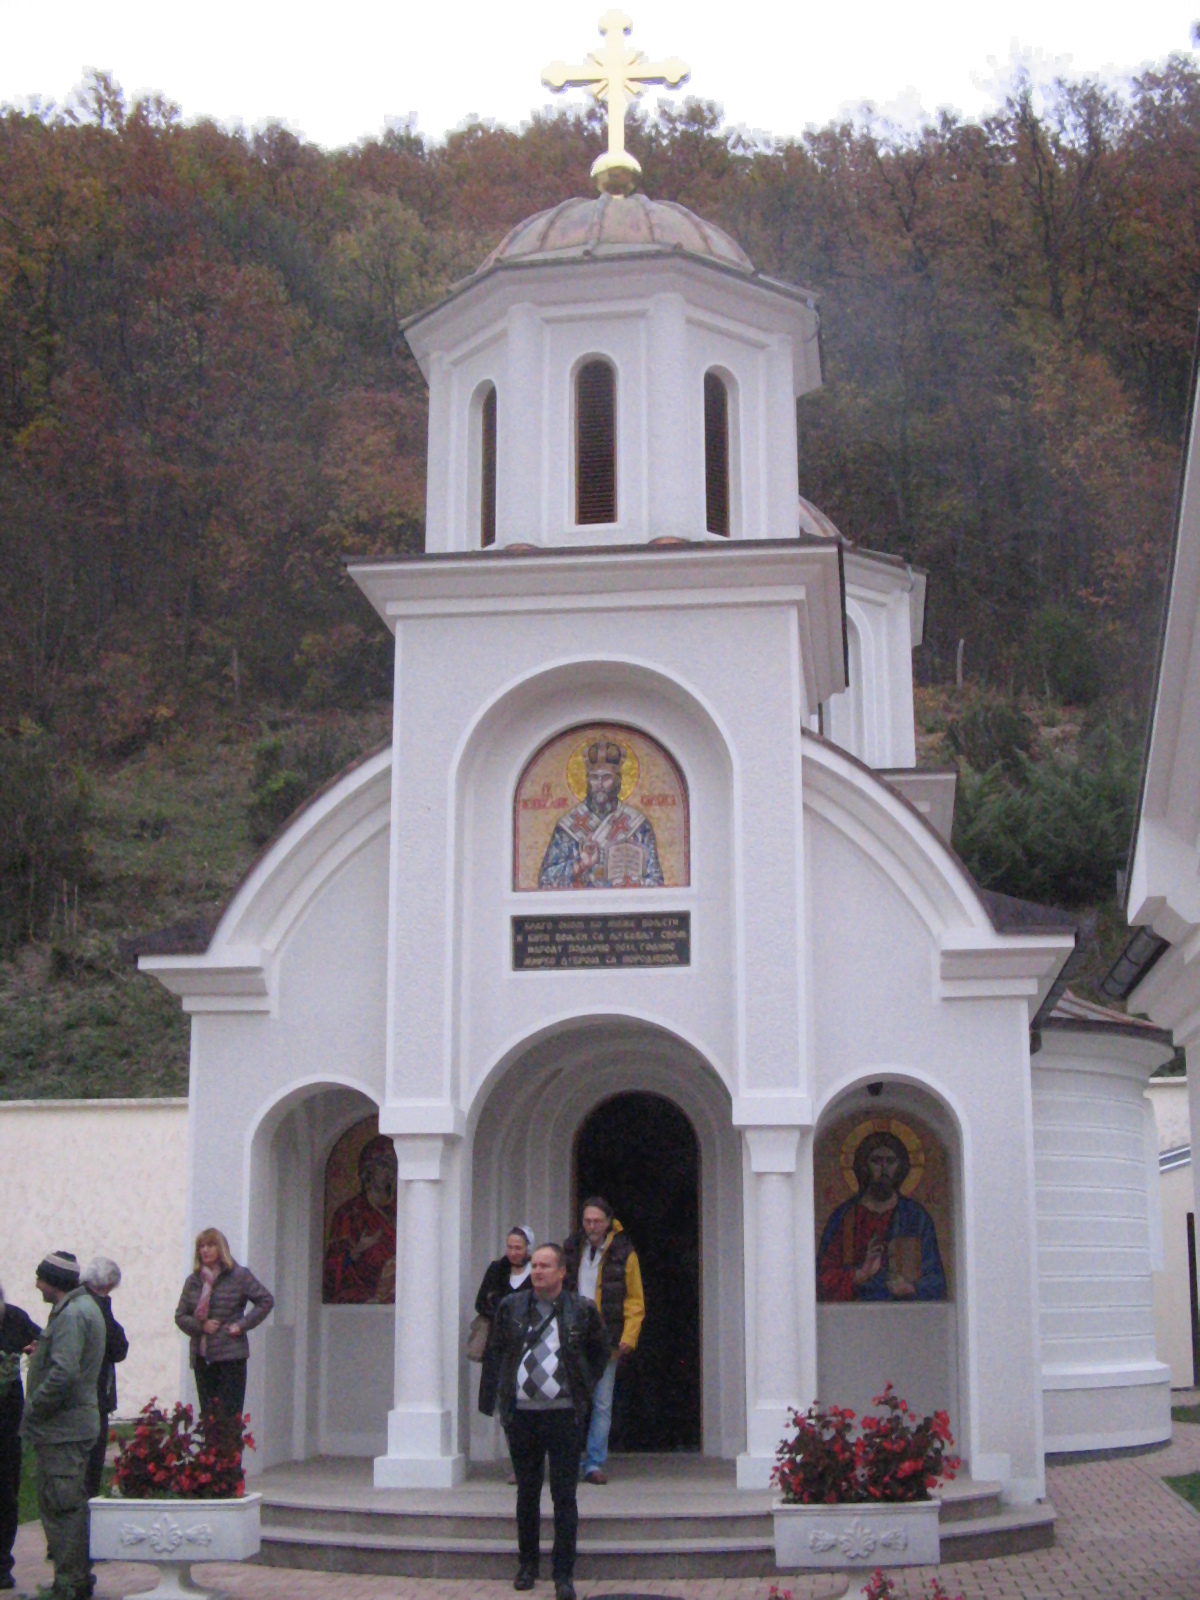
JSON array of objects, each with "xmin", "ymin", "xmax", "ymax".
[
  {"xmin": 140, "ymin": 186, "xmax": 1172, "ymax": 1509},
  {"xmin": 1118, "ymin": 350, "xmax": 1200, "ymax": 1216}
]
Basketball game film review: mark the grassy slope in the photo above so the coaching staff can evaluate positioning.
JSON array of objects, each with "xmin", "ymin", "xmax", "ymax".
[{"xmin": 0, "ymin": 708, "xmax": 389, "ymax": 1100}]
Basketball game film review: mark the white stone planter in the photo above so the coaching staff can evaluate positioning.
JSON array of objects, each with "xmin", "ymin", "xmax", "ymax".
[
  {"xmin": 89, "ymin": 1492, "xmax": 261, "ymax": 1598},
  {"xmin": 773, "ymin": 1496, "xmax": 940, "ymax": 1578}
]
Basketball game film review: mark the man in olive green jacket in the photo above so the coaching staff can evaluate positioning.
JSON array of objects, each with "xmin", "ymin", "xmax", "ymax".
[{"xmin": 20, "ymin": 1252, "xmax": 105, "ymax": 1600}]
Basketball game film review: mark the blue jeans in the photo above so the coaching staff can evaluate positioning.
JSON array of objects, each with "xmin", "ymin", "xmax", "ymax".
[{"xmin": 582, "ymin": 1358, "xmax": 617, "ymax": 1475}]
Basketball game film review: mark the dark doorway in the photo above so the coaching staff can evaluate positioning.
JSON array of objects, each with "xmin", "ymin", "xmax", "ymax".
[{"xmin": 573, "ymin": 1091, "xmax": 700, "ymax": 1451}]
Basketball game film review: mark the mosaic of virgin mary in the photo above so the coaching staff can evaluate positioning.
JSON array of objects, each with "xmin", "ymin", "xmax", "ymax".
[
  {"xmin": 323, "ymin": 1127, "xmax": 398, "ymax": 1304},
  {"xmin": 816, "ymin": 1123, "xmax": 948, "ymax": 1303}
]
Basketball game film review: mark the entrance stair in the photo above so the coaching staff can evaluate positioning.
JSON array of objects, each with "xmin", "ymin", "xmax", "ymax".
[{"xmin": 256, "ymin": 1455, "xmax": 1055, "ymax": 1578}]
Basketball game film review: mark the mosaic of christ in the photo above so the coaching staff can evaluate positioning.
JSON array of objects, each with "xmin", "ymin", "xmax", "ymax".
[
  {"xmin": 814, "ymin": 1114, "xmax": 951, "ymax": 1303},
  {"xmin": 514, "ymin": 723, "xmax": 689, "ymax": 891}
]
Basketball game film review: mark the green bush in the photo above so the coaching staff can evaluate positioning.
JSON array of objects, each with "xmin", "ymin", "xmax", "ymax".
[
  {"xmin": 1026, "ymin": 604, "xmax": 1104, "ymax": 706},
  {"xmin": 942, "ymin": 693, "xmax": 1036, "ymax": 777},
  {"xmin": 0, "ymin": 731, "xmax": 93, "ymax": 948},
  {"xmin": 246, "ymin": 727, "xmax": 363, "ymax": 845},
  {"xmin": 951, "ymin": 719, "xmax": 1139, "ymax": 907}
]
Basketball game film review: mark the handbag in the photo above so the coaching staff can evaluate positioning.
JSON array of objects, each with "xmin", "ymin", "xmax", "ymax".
[{"xmin": 466, "ymin": 1313, "xmax": 491, "ymax": 1363}]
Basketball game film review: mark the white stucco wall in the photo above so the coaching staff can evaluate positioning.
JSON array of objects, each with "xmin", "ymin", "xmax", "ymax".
[
  {"xmin": 805, "ymin": 794, "xmax": 1047, "ymax": 1498},
  {"xmin": 0, "ymin": 1099, "xmax": 188, "ymax": 1416}
]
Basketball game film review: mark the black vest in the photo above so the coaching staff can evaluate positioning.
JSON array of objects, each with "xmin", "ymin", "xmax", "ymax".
[{"xmin": 564, "ymin": 1228, "xmax": 633, "ymax": 1348}]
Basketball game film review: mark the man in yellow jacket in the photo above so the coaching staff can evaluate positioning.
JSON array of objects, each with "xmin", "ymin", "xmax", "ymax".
[{"xmin": 563, "ymin": 1198, "xmax": 645, "ymax": 1484}]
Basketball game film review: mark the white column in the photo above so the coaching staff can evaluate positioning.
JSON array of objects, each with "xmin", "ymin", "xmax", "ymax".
[
  {"xmin": 497, "ymin": 302, "xmax": 542, "ymax": 545},
  {"xmin": 764, "ymin": 334, "xmax": 799, "ymax": 539},
  {"xmin": 396, "ymin": 1179, "xmax": 442, "ymax": 1409},
  {"xmin": 646, "ymin": 292, "xmax": 692, "ymax": 540},
  {"xmin": 738, "ymin": 1125, "xmax": 804, "ymax": 1487},
  {"xmin": 374, "ymin": 1135, "xmax": 464, "ymax": 1487},
  {"xmin": 423, "ymin": 351, "xmax": 453, "ymax": 550}
]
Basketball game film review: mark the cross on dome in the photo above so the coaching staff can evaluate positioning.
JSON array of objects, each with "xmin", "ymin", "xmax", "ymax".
[{"xmin": 542, "ymin": 11, "xmax": 690, "ymax": 194}]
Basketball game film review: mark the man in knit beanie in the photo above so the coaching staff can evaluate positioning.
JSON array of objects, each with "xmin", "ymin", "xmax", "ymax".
[{"xmin": 21, "ymin": 1252, "xmax": 105, "ymax": 1599}]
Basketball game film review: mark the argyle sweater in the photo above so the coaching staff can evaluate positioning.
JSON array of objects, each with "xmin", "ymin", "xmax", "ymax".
[{"xmin": 515, "ymin": 1296, "xmax": 573, "ymax": 1410}]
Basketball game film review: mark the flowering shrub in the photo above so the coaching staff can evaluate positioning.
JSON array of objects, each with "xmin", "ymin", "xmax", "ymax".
[
  {"xmin": 110, "ymin": 1399, "xmax": 255, "ymax": 1499},
  {"xmin": 864, "ymin": 1570, "xmax": 964, "ymax": 1600},
  {"xmin": 773, "ymin": 1383, "xmax": 959, "ymax": 1505}
]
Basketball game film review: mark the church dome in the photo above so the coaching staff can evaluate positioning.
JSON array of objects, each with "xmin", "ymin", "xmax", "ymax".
[{"xmin": 479, "ymin": 193, "xmax": 755, "ymax": 275}]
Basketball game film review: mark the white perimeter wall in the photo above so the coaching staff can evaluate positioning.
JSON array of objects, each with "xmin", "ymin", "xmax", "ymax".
[
  {"xmin": 0, "ymin": 1099, "xmax": 188, "ymax": 1416},
  {"xmin": 1148, "ymin": 1078, "xmax": 1194, "ymax": 1387}
]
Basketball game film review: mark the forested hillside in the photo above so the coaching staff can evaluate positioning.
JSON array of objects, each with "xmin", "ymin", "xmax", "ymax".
[{"xmin": 2, "ymin": 60, "xmax": 1199, "ymax": 1091}]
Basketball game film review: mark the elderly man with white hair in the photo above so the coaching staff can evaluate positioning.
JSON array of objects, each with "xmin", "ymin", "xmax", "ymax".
[
  {"xmin": 81, "ymin": 1258, "xmax": 127, "ymax": 1503},
  {"xmin": 0, "ymin": 1277, "xmax": 41, "ymax": 1590}
]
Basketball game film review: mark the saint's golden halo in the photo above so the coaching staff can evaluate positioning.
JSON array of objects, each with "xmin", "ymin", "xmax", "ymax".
[
  {"xmin": 839, "ymin": 1115, "xmax": 926, "ymax": 1198},
  {"xmin": 565, "ymin": 730, "xmax": 640, "ymax": 802}
]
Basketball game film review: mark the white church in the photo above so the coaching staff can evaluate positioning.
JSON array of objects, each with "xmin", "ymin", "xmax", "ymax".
[{"xmin": 139, "ymin": 16, "xmax": 1176, "ymax": 1569}]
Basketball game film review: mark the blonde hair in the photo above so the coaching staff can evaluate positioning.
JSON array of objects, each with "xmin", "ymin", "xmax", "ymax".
[{"xmin": 193, "ymin": 1228, "xmax": 235, "ymax": 1273}]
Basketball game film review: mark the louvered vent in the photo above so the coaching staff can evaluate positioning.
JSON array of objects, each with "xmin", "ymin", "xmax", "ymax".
[
  {"xmin": 704, "ymin": 371, "xmax": 730, "ymax": 536},
  {"xmin": 575, "ymin": 360, "xmax": 617, "ymax": 525}
]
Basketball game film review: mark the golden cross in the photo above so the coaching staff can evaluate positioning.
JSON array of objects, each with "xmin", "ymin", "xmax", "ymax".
[{"xmin": 543, "ymin": 11, "xmax": 690, "ymax": 193}]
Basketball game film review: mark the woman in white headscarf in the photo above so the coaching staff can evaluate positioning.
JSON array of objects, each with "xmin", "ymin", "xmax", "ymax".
[{"xmin": 474, "ymin": 1226, "xmax": 534, "ymax": 1418}]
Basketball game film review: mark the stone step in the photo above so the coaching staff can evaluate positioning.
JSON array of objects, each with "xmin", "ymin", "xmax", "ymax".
[
  {"xmin": 260, "ymin": 1478, "xmax": 1003, "ymax": 1539},
  {"xmin": 258, "ymin": 1489, "xmax": 1054, "ymax": 1578},
  {"xmin": 262, "ymin": 1499, "xmax": 774, "ymax": 1543},
  {"xmin": 259, "ymin": 1527, "xmax": 781, "ymax": 1581},
  {"xmin": 254, "ymin": 1458, "xmax": 1051, "ymax": 1578},
  {"xmin": 939, "ymin": 1501, "xmax": 1057, "ymax": 1562},
  {"xmin": 937, "ymin": 1480, "xmax": 1004, "ymax": 1523}
]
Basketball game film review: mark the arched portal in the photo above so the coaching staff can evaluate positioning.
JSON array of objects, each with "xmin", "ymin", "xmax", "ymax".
[
  {"xmin": 465, "ymin": 1017, "xmax": 743, "ymax": 1464},
  {"xmin": 574, "ymin": 1091, "xmax": 701, "ymax": 1452}
]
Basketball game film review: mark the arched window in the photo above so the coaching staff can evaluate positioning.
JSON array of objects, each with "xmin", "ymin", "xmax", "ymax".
[
  {"xmin": 704, "ymin": 370, "xmax": 730, "ymax": 536},
  {"xmin": 575, "ymin": 359, "xmax": 617, "ymax": 525},
  {"xmin": 479, "ymin": 382, "xmax": 497, "ymax": 547}
]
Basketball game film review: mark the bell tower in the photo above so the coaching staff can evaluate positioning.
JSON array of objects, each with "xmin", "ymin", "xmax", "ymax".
[{"xmin": 402, "ymin": 16, "xmax": 822, "ymax": 554}]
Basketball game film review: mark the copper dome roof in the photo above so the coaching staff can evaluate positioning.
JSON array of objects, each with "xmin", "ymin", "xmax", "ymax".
[{"xmin": 479, "ymin": 193, "xmax": 755, "ymax": 275}]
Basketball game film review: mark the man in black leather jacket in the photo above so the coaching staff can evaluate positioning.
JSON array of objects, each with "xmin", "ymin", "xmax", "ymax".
[
  {"xmin": 492, "ymin": 1243, "xmax": 609, "ymax": 1600},
  {"xmin": 0, "ymin": 1282, "xmax": 41, "ymax": 1591}
]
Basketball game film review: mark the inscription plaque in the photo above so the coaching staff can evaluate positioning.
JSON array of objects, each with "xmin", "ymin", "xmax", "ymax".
[{"xmin": 512, "ymin": 912, "xmax": 690, "ymax": 971}]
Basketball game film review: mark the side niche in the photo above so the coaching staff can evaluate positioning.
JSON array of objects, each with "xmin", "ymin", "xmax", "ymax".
[
  {"xmin": 322, "ymin": 1115, "xmax": 397, "ymax": 1305},
  {"xmin": 513, "ymin": 722, "xmax": 689, "ymax": 891}
]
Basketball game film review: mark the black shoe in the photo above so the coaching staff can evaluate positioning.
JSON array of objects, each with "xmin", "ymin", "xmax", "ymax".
[
  {"xmin": 514, "ymin": 1562, "xmax": 538, "ymax": 1590},
  {"xmin": 0, "ymin": 1576, "xmax": 12, "ymax": 1591},
  {"xmin": 555, "ymin": 1583, "xmax": 576, "ymax": 1600}
]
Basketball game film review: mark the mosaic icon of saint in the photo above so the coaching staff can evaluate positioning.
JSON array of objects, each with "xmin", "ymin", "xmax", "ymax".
[
  {"xmin": 538, "ymin": 738, "xmax": 664, "ymax": 889},
  {"xmin": 816, "ymin": 1129, "xmax": 947, "ymax": 1303},
  {"xmin": 323, "ymin": 1133, "xmax": 398, "ymax": 1304}
]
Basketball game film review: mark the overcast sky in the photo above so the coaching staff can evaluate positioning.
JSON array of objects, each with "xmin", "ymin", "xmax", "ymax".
[{"xmin": 1, "ymin": 0, "xmax": 1197, "ymax": 150}]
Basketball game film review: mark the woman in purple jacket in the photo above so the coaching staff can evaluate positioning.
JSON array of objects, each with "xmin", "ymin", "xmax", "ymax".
[{"xmin": 174, "ymin": 1228, "xmax": 273, "ymax": 1420}]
